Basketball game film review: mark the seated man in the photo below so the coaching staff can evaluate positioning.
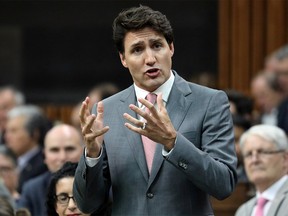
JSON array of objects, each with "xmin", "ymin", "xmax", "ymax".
[
  {"xmin": 18, "ymin": 124, "xmax": 84, "ymax": 216},
  {"xmin": 235, "ymin": 124, "xmax": 288, "ymax": 216}
]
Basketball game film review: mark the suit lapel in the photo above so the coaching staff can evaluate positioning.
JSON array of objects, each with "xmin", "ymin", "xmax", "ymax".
[
  {"xmin": 267, "ymin": 179, "xmax": 288, "ymax": 215},
  {"xmin": 118, "ymin": 86, "xmax": 149, "ymax": 182},
  {"xmin": 148, "ymin": 73, "xmax": 193, "ymax": 185}
]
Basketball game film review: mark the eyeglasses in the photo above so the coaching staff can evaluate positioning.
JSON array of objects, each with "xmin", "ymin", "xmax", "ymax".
[
  {"xmin": 243, "ymin": 149, "xmax": 285, "ymax": 160},
  {"xmin": 55, "ymin": 193, "xmax": 75, "ymax": 205}
]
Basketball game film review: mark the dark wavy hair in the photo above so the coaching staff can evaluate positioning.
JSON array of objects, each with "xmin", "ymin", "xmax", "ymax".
[
  {"xmin": 46, "ymin": 162, "xmax": 78, "ymax": 216},
  {"xmin": 112, "ymin": 5, "xmax": 174, "ymax": 54}
]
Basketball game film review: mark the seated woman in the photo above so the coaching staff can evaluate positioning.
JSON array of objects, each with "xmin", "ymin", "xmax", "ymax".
[{"xmin": 46, "ymin": 162, "xmax": 90, "ymax": 216}]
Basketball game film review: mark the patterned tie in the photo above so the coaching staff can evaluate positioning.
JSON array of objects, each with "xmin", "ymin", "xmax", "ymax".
[
  {"xmin": 255, "ymin": 197, "xmax": 268, "ymax": 216},
  {"xmin": 141, "ymin": 93, "xmax": 157, "ymax": 174}
]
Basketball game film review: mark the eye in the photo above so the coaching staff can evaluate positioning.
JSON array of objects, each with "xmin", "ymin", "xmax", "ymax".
[
  {"xmin": 132, "ymin": 46, "xmax": 143, "ymax": 54},
  {"xmin": 57, "ymin": 194, "xmax": 69, "ymax": 202},
  {"xmin": 65, "ymin": 147, "xmax": 76, "ymax": 152},
  {"xmin": 153, "ymin": 42, "xmax": 162, "ymax": 49}
]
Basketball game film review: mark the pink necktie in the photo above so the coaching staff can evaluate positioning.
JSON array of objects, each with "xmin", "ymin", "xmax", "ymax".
[
  {"xmin": 255, "ymin": 197, "xmax": 268, "ymax": 216},
  {"xmin": 141, "ymin": 93, "xmax": 157, "ymax": 174}
]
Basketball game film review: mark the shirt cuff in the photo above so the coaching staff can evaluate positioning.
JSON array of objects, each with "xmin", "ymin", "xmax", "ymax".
[{"xmin": 85, "ymin": 147, "xmax": 102, "ymax": 167}]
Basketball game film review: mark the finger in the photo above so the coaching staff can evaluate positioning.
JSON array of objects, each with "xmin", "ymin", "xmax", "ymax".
[
  {"xmin": 82, "ymin": 114, "xmax": 96, "ymax": 134},
  {"xmin": 124, "ymin": 122, "xmax": 145, "ymax": 135},
  {"xmin": 79, "ymin": 97, "xmax": 90, "ymax": 126},
  {"xmin": 123, "ymin": 113, "xmax": 145, "ymax": 128},
  {"xmin": 128, "ymin": 104, "xmax": 151, "ymax": 120},
  {"xmin": 157, "ymin": 93, "xmax": 164, "ymax": 110},
  {"xmin": 138, "ymin": 97, "xmax": 155, "ymax": 112}
]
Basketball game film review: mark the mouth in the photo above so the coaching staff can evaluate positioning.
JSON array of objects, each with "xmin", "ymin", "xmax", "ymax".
[{"xmin": 145, "ymin": 68, "xmax": 160, "ymax": 78}]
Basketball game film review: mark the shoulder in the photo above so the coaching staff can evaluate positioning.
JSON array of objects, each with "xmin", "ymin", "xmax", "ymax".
[
  {"xmin": 22, "ymin": 171, "xmax": 51, "ymax": 190},
  {"xmin": 174, "ymin": 71, "xmax": 225, "ymax": 97},
  {"xmin": 235, "ymin": 197, "xmax": 255, "ymax": 216}
]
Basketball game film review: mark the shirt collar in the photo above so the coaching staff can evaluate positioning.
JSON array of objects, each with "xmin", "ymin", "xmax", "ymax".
[
  {"xmin": 17, "ymin": 146, "xmax": 41, "ymax": 171},
  {"xmin": 256, "ymin": 175, "xmax": 288, "ymax": 201},
  {"xmin": 134, "ymin": 70, "xmax": 175, "ymax": 107}
]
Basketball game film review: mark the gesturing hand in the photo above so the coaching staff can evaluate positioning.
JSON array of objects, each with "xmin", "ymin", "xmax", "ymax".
[
  {"xmin": 123, "ymin": 93, "xmax": 177, "ymax": 151},
  {"xmin": 79, "ymin": 97, "xmax": 109, "ymax": 158}
]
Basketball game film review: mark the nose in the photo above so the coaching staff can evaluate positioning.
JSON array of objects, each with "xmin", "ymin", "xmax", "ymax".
[
  {"xmin": 144, "ymin": 49, "xmax": 156, "ymax": 65},
  {"xmin": 250, "ymin": 151, "xmax": 260, "ymax": 162},
  {"xmin": 67, "ymin": 196, "xmax": 77, "ymax": 210},
  {"xmin": 58, "ymin": 150, "xmax": 67, "ymax": 162}
]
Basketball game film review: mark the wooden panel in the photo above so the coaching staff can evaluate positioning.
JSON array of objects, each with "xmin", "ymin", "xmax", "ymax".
[
  {"xmin": 218, "ymin": 0, "xmax": 288, "ymax": 95},
  {"xmin": 218, "ymin": 0, "xmax": 232, "ymax": 90},
  {"xmin": 211, "ymin": 182, "xmax": 252, "ymax": 216},
  {"xmin": 266, "ymin": 0, "xmax": 288, "ymax": 53},
  {"xmin": 251, "ymin": 0, "xmax": 265, "ymax": 77}
]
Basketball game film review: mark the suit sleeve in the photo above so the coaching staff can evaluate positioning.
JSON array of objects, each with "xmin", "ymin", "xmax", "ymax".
[
  {"xmin": 73, "ymin": 148, "xmax": 111, "ymax": 214},
  {"xmin": 165, "ymin": 90, "xmax": 237, "ymax": 200}
]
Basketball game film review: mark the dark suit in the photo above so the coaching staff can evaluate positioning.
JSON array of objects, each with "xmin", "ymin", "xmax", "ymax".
[
  {"xmin": 277, "ymin": 97, "xmax": 288, "ymax": 134},
  {"xmin": 73, "ymin": 72, "xmax": 237, "ymax": 215},
  {"xmin": 18, "ymin": 148, "xmax": 48, "ymax": 193},
  {"xmin": 18, "ymin": 171, "xmax": 52, "ymax": 216}
]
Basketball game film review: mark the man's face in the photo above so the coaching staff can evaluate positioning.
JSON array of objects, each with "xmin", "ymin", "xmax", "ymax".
[
  {"xmin": 251, "ymin": 76, "xmax": 279, "ymax": 113},
  {"xmin": 5, "ymin": 116, "xmax": 33, "ymax": 156},
  {"xmin": 0, "ymin": 154, "xmax": 19, "ymax": 193},
  {"xmin": 119, "ymin": 27, "xmax": 174, "ymax": 92},
  {"xmin": 44, "ymin": 129, "xmax": 83, "ymax": 173},
  {"xmin": 274, "ymin": 58, "xmax": 288, "ymax": 95},
  {"xmin": 242, "ymin": 134, "xmax": 288, "ymax": 192},
  {"xmin": 0, "ymin": 90, "xmax": 16, "ymax": 131}
]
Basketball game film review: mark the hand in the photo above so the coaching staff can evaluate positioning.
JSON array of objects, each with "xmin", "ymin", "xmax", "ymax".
[
  {"xmin": 79, "ymin": 97, "xmax": 109, "ymax": 157},
  {"xmin": 123, "ymin": 93, "xmax": 177, "ymax": 151}
]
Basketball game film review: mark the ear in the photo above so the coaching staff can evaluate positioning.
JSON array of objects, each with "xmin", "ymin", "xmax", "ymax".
[
  {"xmin": 119, "ymin": 52, "xmax": 128, "ymax": 68},
  {"xmin": 169, "ymin": 42, "xmax": 175, "ymax": 57},
  {"xmin": 284, "ymin": 151, "xmax": 288, "ymax": 172}
]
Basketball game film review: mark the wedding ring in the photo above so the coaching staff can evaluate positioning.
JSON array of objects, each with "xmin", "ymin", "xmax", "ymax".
[{"xmin": 142, "ymin": 122, "xmax": 146, "ymax": 130}]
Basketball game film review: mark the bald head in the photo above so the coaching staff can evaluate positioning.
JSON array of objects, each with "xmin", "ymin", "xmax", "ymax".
[{"xmin": 44, "ymin": 124, "xmax": 83, "ymax": 173}]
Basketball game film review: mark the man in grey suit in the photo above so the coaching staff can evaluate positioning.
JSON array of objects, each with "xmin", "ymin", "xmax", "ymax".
[
  {"xmin": 73, "ymin": 5, "xmax": 237, "ymax": 215},
  {"xmin": 235, "ymin": 125, "xmax": 288, "ymax": 216}
]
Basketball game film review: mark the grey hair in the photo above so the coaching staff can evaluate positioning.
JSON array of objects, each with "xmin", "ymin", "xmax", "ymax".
[
  {"xmin": 7, "ymin": 105, "xmax": 50, "ymax": 145},
  {"xmin": 274, "ymin": 44, "xmax": 288, "ymax": 61},
  {"xmin": 239, "ymin": 124, "xmax": 288, "ymax": 151},
  {"xmin": 0, "ymin": 85, "xmax": 25, "ymax": 105}
]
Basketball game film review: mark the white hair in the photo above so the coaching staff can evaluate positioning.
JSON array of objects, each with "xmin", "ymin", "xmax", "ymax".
[{"xmin": 239, "ymin": 124, "xmax": 288, "ymax": 151}]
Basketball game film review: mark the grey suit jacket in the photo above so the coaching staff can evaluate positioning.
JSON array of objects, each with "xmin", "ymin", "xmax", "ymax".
[
  {"xmin": 73, "ymin": 71, "xmax": 237, "ymax": 216},
  {"xmin": 235, "ymin": 178, "xmax": 288, "ymax": 216}
]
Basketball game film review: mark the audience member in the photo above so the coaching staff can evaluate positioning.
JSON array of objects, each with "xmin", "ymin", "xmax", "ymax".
[
  {"xmin": 0, "ymin": 196, "xmax": 15, "ymax": 216},
  {"xmin": 15, "ymin": 208, "xmax": 31, "ymax": 216},
  {"xmin": 225, "ymin": 89, "xmax": 254, "ymax": 122},
  {"xmin": 73, "ymin": 5, "xmax": 237, "ymax": 215},
  {"xmin": 0, "ymin": 177, "xmax": 15, "ymax": 208},
  {"xmin": 232, "ymin": 114, "xmax": 251, "ymax": 183},
  {"xmin": 265, "ymin": 44, "xmax": 288, "ymax": 96},
  {"xmin": 70, "ymin": 82, "xmax": 119, "ymax": 130},
  {"xmin": 0, "ymin": 145, "xmax": 20, "ymax": 204},
  {"xmin": 4, "ymin": 104, "xmax": 51, "ymax": 193},
  {"xmin": 18, "ymin": 124, "xmax": 84, "ymax": 216},
  {"xmin": 235, "ymin": 124, "xmax": 288, "ymax": 216},
  {"xmin": 251, "ymin": 72, "xmax": 288, "ymax": 134},
  {"xmin": 0, "ymin": 85, "xmax": 25, "ymax": 144},
  {"xmin": 46, "ymin": 162, "xmax": 91, "ymax": 216}
]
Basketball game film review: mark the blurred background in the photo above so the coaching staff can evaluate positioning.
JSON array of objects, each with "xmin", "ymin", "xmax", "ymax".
[{"xmin": 0, "ymin": 0, "xmax": 217, "ymax": 104}]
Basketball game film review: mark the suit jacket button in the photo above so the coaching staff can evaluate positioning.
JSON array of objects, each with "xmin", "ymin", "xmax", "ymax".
[{"xmin": 147, "ymin": 193, "xmax": 154, "ymax": 199}]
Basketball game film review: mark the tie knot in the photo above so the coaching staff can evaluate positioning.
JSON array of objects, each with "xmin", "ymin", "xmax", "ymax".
[
  {"xmin": 257, "ymin": 197, "xmax": 268, "ymax": 207},
  {"xmin": 146, "ymin": 93, "xmax": 157, "ymax": 104}
]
